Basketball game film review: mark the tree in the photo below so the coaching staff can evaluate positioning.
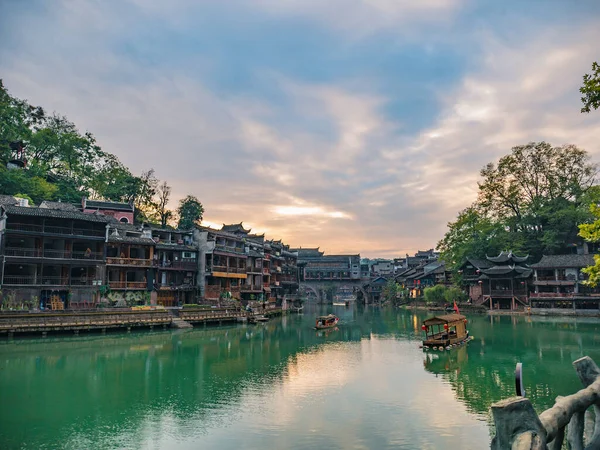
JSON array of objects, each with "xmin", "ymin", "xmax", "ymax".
[
  {"xmin": 0, "ymin": 80, "xmax": 144, "ymax": 206},
  {"xmin": 381, "ymin": 279, "xmax": 400, "ymax": 304},
  {"xmin": 154, "ymin": 181, "xmax": 173, "ymax": 228},
  {"xmin": 581, "ymin": 61, "xmax": 600, "ymax": 113},
  {"xmin": 577, "ymin": 190, "xmax": 600, "ymax": 287},
  {"xmin": 177, "ymin": 195, "xmax": 204, "ymax": 229},
  {"xmin": 133, "ymin": 169, "xmax": 159, "ymax": 223},
  {"xmin": 424, "ymin": 285, "xmax": 446, "ymax": 305},
  {"xmin": 437, "ymin": 206, "xmax": 512, "ymax": 272},
  {"xmin": 443, "ymin": 286, "xmax": 466, "ymax": 304},
  {"xmin": 440, "ymin": 142, "xmax": 597, "ymax": 276}
]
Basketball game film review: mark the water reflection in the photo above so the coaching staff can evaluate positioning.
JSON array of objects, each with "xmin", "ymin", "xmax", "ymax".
[{"xmin": 0, "ymin": 307, "xmax": 599, "ymax": 449}]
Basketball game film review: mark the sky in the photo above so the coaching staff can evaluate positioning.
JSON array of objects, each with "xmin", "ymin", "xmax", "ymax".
[{"xmin": 1, "ymin": 0, "xmax": 600, "ymax": 258}]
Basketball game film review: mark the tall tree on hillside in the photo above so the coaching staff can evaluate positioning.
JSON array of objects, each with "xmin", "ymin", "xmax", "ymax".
[
  {"xmin": 440, "ymin": 142, "xmax": 597, "ymax": 276},
  {"xmin": 177, "ymin": 195, "xmax": 204, "ymax": 229},
  {"xmin": 581, "ymin": 61, "xmax": 600, "ymax": 113},
  {"xmin": 437, "ymin": 206, "xmax": 517, "ymax": 275},
  {"xmin": 133, "ymin": 169, "xmax": 159, "ymax": 222},
  {"xmin": 154, "ymin": 181, "xmax": 173, "ymax": 228}
]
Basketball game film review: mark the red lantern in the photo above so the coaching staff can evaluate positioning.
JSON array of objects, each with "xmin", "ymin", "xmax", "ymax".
[
  {"xmin": 444, "ymin": 324, "xmax": 449, "ymax": 330},
  {"xmin": 421, "ymin": 325, "xmax": 427, "ymax": 331}
]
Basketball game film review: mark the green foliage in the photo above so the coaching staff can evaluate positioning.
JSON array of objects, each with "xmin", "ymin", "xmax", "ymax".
[
  {"xmin": 381, "ymin": 279, "xmax": 400, "ymax": 304},
  {"xmin": 581, "ymin": 61, "xmax": 600, "ymax": 113},
  {"xmin": 423, "ymin": 285, "xmax": 446, "ymax": 305},
  {"xmin": 0, "ymin": 81, "xmax": 176, "ymax": 218},
  {"xmin": 443, "ymin": 286, "xmax": 466, "ymax": 304},
  {"xmin": 440, "ymin": 142, "xmax": 597, "ymax": 275},
  {"xmin": 177, "ymin": 195, "xmax": 204, "ymax": 229},
  {"xmin": 579, "ymin": 203, "xmax": 600, "ymax": 287},
  {"xmin": 13, "ymin": 193, "xmax": 35, "ymax": 205}
]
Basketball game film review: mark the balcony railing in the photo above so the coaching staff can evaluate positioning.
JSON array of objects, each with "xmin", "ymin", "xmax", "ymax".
[
  {"xmin": 214, "ymin": 244, "xmax": 245, "ymax": 254},
  {"xmin": 210, "ymin": 266, "xmax": 246, "ymax": 274},
  {"xmin": 487, "ymin": 289, "xmax": 528, "ymax": 296},
  {"xmin": 106, "ymin": 257, "xmax": 152, "ymax": 266},
  {"xmin": 6, "ymin": 223, "xmax": 104, "ymax": 237},
  {"xmin": 108, "ymin": 281, "xmax": 147, "ymax": 289},
  {"xmin": 530, "ymin": 292, "xmax": 574, "ymax": 298},
  {"xmin": 155, "ymin": 260, "xmax": 197, "ymax": 270},
  {"xmin": 3, "ymin": 276, "xmax": 68, "ymax": 286},
  {"xmin": 247, "ymin": 266, "xmax": 263, "ymax": 273},
  {"xmin": 4, "ymin": 247, "xmax": 104, "ymax": 260}
]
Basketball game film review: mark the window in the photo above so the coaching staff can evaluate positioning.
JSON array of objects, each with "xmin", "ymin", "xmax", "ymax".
[
  {"xmin": 183, "ymin": 252, "xmax": 196, "ymax": 259},
  {"xmin": 119, "ymin": 217, "xmax": 129, "ymax": 223}
]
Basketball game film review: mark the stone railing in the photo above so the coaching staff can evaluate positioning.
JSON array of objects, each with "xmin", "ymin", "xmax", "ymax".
[{"xmin": 491, "ymin": 356, "xmax": 600, "ymax": 449}]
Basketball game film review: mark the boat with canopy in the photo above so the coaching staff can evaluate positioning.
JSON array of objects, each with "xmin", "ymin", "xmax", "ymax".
[{"xmin": 421, "ymin": 313, "xmax": 472, "ymax": 350}]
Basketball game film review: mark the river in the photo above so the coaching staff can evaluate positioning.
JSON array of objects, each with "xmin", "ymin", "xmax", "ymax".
[{"xmin": 1, "ymin": 305, "xmax": 600, "ymax": 449}]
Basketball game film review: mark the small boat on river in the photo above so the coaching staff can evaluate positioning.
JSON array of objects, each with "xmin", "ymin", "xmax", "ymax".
[
  {"xmin": 421, "ymin": 313, "xmax": 473, "ymax": 351},
  {"xmin": 314, "ymin": 314, "xmax": 339, "ymax": 330}
]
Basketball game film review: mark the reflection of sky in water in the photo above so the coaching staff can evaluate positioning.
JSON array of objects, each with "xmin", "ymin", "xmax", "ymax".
[
  {"xmin": 3, "ymin": 309, "xmax": 600, "ymax": 449},
  {"xmin": 141, "ymin": 338, "xmax": 490, "ymax": 450}
]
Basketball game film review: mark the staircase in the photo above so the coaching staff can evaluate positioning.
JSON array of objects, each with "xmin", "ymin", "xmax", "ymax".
[
  {"xmin": 171, "ymin": 317, "xmax": 193, "ymax": 329},
  {"xmin": 167, "ymin": 309, "xmax": 193, "ymax": 329}
]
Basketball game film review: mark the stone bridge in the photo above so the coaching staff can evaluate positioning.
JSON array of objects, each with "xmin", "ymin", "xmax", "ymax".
[{"xmin": 299, "ymin": 280, "xmax": 370, "ymax": 304}]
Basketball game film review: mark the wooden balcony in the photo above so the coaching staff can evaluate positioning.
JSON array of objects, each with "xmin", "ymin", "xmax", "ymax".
[
  {"xmin": 106, "ymin": 257, "xmax": 152, "ymax": 267},
  {"xmin": 6, "ymin": 223, "xmax": 105, "ymax": 238},
  {"xmin": 209, "ymin": 266, "xmax": 247, "ymax": 277},
  {"xmin": 247, "ymin": 266, "xmax": 263, "ymax": 273},
  {"xmin": 108, "ymin": 281, "xmax": 147, "ymax": 289},
  {"xmin": 530, "ymin": 292, "xmax": 574, "ymax": 298},
  {"xmin": 2, "ymin": 276, "xmax": 82, "ymax": 286},
  {"xmin": 155, "ymin": 260, "xmax": 197, "ymax": 270},
  {"xmin": 214, "ymin": 244, "xmax": 245, "ymax": 255},
  {"xmin": 4, "ymin": 247, "xmax": 104, "ymax": 260}
]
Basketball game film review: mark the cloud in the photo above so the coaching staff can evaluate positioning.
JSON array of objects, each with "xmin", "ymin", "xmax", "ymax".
[{"xmin": 1, "ymin": 1, "xmax": 599, "ymax": 258}]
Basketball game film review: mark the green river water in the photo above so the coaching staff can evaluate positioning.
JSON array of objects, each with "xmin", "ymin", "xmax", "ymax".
[{"xmin": 1, "ymin": 305, "xmax": 600, "ymax": 449}]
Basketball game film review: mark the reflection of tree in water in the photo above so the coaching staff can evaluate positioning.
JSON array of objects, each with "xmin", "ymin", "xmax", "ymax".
[{"xmin": 419, "ymin": 312, "xmax": 600, "ymax": 423}]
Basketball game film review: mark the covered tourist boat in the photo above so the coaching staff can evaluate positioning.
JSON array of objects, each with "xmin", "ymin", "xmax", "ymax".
[
  {"xmin": 315, "ymin": 314, "xmax": 339, "ymax": 330},
  {"xmin": 421, "ymin": 314, "xmax": 472, "ymax": 350}
]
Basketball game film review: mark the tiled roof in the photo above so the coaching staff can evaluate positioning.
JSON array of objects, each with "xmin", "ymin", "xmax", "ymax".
[
  {"xmin": 108, "ymin": 235, "xmax": 155, "ymax": 245},
  {"xmin": 486, "ymin": 251, "xmax": 529, "ymax": 264},
  {"xmin": 480, "ymin": 265, "xmax": 532, "ymax": 278},
  {"xmin": 155, "ymin": 243, "xmax": 197, "ymax": 251},
  {"xmin": 39, "ymin": 201, "xmax": 79, "ymax": 211},
  {"xmin": 84, "ymin": 198, "xmax": 133, "ymax": 212},
  {"xmin": 221, "ymin": 223, "xmax": 250, "ymax": 233},
  {"xmin": 3, "ymin": 204, "xmax": 111, "ymax": 223},
  {"xmin": 463, "ymin": 258, "xmax": 493, "ymax": 270},
  {"xmin": 0, "ymin": 195, "xmax": 17, "ymax": 206},
  {"xmin": 530, "ymin": 254, "xmax": 595, "ymax": 269}
]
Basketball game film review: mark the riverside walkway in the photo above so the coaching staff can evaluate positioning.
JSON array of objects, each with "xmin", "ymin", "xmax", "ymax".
[{"xmin": 0, "ymin": 307, "xmax": 286, "ymax": 337}]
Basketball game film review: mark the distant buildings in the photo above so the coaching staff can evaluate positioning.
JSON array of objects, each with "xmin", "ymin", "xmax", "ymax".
[
  {"xmin": 0, "ymin": 198, "xmax": 299, "ymax": 310},
  {"xmin": 294, "ymin": 248, "xmax": 361, "ymax": 282}
]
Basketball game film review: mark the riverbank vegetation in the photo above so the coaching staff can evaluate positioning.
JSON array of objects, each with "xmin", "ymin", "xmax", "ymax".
[
  {"xmin": 0, "ymin": 80, "xmax": 202, "ymax": 227},
  {"xmin": 439, "ymin": 62, "xmax": 600, "ymax": 285},
  {"xmin": 438, "ymin": 142, "xmax": 598, "ymax": 280}
]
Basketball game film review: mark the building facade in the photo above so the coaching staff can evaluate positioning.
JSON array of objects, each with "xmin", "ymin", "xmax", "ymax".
[{"xmin": 530, "ymin": 254, "xmax": 600, "ymax": 310}]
